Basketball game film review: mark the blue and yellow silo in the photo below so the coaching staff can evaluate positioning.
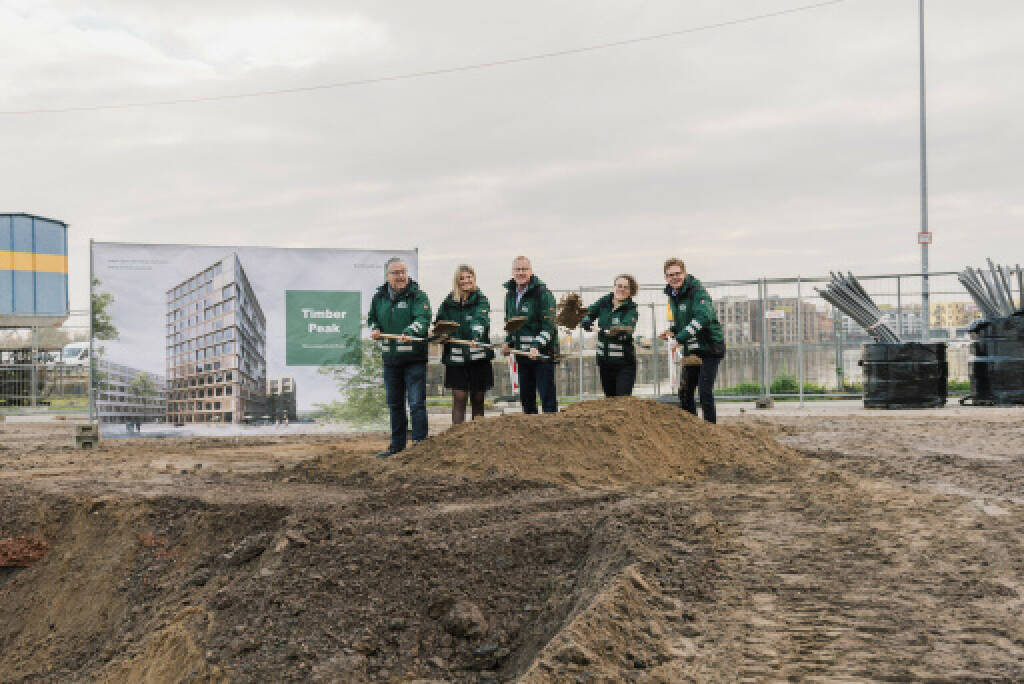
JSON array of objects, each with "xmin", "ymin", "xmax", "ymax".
[{"xmin": 0, "ymin": 213, "xmax": 69, "ymax": 327}]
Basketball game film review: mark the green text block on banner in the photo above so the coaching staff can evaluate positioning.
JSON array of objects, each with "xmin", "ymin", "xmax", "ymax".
[{"xmin": 286, "ymin": 290, "xmax": 362, "ymax": 366}]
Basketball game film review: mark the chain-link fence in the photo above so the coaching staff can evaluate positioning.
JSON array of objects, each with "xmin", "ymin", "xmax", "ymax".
[
  {"xmin": 431, "ymin": 270, "xmax": 1005, "ymax": 401},
  {"xmin": 1, "ymin": 310, "xmax": 90, "ymax": 413},
  {"xmin": 3, "ymin": 270, "xmax": 1009, "ymax": 414}
]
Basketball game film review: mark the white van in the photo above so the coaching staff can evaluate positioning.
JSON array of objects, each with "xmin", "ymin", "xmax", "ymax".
[{"xmin": 60, "ymin": 343, "xmax": 90, "ymax": 367}]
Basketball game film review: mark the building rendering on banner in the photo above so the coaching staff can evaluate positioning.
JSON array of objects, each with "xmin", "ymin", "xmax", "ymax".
[
  {"xmin": 266, "ymin": 376, "xmax": 297, "ymax": 423},
  {"xmin": 165, "ymin": 254, "xmax": 266, "ymax": 424},
  {"xmin": 95, "ymin": 360, "xmax": 166, "ymax": 424}
]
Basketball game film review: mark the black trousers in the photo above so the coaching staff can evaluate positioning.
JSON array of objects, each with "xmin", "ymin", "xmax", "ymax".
[
  {"xmin": 599, "ymin": 363, "xmax": 636, "ymax": 397},
  {"xmin": 518, "ymin": 359, "xmax": 557, "ymax": 414},
  {"xmin": 680, "ymin": 356, "xmax": 722, "ymax": 424}
]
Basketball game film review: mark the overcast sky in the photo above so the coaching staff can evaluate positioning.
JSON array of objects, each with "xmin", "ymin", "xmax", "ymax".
[{"xmin": 3, "ymin": 0, "xmax": 1022, "ymax": 311}]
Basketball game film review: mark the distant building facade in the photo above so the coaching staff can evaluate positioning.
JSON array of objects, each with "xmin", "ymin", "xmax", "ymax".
[
  {"xmin": 266, "ymin": 377, "xmax": 297, "ymax": 422},
  {"xmin": 745, "ymin": 296, "xmax": 835, "ymax": 344},
  {"xmin": 95, "ymin": 360, "xmax": 166, "ymax": 424},
  {"xmin": 931, "ymin": 301, "xmax": 982, "ymax": 329},
  {"xmin": 713, "ymin": 296, "xmax": 753, "ymax": 346},
  {"xmin": 164, "ymin": 254, "xmax": 266, "ymax": 424}
]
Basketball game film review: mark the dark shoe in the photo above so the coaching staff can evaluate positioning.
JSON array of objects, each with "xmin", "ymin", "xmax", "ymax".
[{"xmin": 376, "ymin": 446, "xmax": 402, "ymax": 459}]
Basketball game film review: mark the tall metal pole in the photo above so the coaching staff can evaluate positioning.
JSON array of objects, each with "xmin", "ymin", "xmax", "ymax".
[{"xmin": 919, "ymin": 0, "xmax": 930, "ymax": 341}]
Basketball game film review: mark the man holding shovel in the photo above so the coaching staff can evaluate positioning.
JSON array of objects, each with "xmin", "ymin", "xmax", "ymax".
[
  {"xmin": 502, "ymin": 256, "xmax": 558, "ymax": 414},
  {"xmin": 658, "ymin": 258, "xmax": 725, "ymax": 424},
  {"xmin": 368, "ymin": 257, "xmax": 431, "ymax": 457}
]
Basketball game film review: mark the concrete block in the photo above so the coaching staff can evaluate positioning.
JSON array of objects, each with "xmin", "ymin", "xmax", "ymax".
[{"xmin": 73, "ymin": 423, "xmax": 99, "ymax": 438}]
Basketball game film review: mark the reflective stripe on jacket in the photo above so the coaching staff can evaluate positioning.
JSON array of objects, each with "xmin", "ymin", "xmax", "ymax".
[
  {"xmin": 503, "ymin": 275, "xmax": 557, "ymax": 355},
  {"xmin": 582, "ymin": 293, "xmax": 638, "ymax": 366},
  {"xmin": 367, "ymin": 280, "xmax": 431, "ymax": 364},
  {"xmin": 435, "ymin": 289, "xmax": 494, "ymax": 366}
]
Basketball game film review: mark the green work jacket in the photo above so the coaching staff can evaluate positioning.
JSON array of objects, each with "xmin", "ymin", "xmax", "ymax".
[
  {"xmin": 582, "ymin": 293, "xmax": 639, "ymax": 366},
  {"xmin": 665, "ymin": 274, "xmax": 725, "ymax": 357},
  {"xmin": 435, "ymin": 290, "xmax": 494, "ymax": 366},
  {"xmin": 503, "ymin": 275, "xmax": 557, "ymax": 357},
  {"xmin": 367, "ymin": 280, "xmax": 431, "ymax": 365}
]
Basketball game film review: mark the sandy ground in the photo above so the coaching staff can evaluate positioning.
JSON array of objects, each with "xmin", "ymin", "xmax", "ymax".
[{"xmin": 2, "ymin": 400, "xmax": 1023, "ymax": 682}]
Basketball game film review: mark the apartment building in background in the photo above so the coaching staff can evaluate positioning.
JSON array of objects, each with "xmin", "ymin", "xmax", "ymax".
[
  {"xmin": 95, "ymin": 360, "xmax": 166, "ymax": 424},
  {"xmin": 931, "ymin": 301, "xmax": 983, "ymax": 330},
  {"xmin": 713, "ymin": 296, "xmax": 753, "ymax": 346},
  {"xmin": 266, "ymin": 376, "xmax": 297, "ymax": 423},
  {"xmin": 721, "ymin": 296, "xmax": 835, "ymax": 345},
  {"xmin": 165, "ymin": 254, "xmax": 266, "ymax": 424}
]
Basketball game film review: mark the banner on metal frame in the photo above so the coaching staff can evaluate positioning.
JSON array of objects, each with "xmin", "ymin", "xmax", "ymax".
[{"xmin": 90, "ymin": 242, "xmax": 416, "ymax": 425}]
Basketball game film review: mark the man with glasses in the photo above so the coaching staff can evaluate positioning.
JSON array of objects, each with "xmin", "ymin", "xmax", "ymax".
[
  {"xmin": 368, "ymin": 257, "xmax": 431, "ymax": 456},
  {"xmin": 659, "ymin": 258, "xmax": 725, "ymax": 423},
  {"xmin": 502, "ymin": 255, "xmax": 558, "ymax": 413}
]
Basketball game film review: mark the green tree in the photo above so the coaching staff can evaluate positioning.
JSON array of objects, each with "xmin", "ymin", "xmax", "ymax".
[
  {"xmin": 129, "ymin": 372, "xmax": 156, "ymax": 416},
  {"xmin": 91, "ymin": 278, "xmax": 118, "ymax": 341},
  {"xmin": 316, "ymin": 339, "xmax": 386, "ymax": 426},
  {"xmin": 90, "ymin": 278, "xmax": 119, "ymax": 400}
]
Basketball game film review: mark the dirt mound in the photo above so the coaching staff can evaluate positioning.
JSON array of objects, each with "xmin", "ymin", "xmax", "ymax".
[{"xmin": 400, "ymin": 397, "xmax": 796, "ymax": 486}]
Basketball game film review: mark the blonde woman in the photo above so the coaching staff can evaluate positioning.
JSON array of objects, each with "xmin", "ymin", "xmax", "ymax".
[{"xmin": 434, "ymin": 265, "xmax": 494, "ymax": 424}]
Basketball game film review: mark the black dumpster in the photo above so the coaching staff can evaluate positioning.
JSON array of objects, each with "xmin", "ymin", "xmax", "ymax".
[
  {"xmin": 860, "ymin": 342, "xmax": 948, "ymax": 409},
  {"xmin": 967, "ymin": 313, "xmax": 1024, "ymax": 405}
]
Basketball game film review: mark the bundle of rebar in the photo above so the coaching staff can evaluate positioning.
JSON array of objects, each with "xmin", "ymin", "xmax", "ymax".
[
  {"xmin": 816, "ymin": 272, "xmax": 901, "ymax": 343},
  {"xmin": 957, "ymin": 259, "xmax": 1022, "ymax": 319}
]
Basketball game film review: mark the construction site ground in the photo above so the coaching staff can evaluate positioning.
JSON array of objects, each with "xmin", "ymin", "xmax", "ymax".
[{"xmin": 2, "ymin": 399, "xmax": 1023, "ymax": 682}]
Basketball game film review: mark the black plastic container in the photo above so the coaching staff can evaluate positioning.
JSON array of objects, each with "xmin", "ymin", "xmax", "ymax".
[
  {"xmin": 967, "ymin": 313, "xmax": 1024, "ymax": 405},
  {"xmin": 860, "ymin": 342, "xmax": 948, "ymax": 409}
]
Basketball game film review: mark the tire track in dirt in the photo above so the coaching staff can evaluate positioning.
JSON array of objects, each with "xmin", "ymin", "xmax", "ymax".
[{"xmin": 675, "ymin": 450, "xmax": 1024, "ymax": 682}]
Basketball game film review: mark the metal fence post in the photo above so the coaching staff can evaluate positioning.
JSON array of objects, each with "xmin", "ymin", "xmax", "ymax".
[
  {"xmin": 797, "ymin": 276, "xmax": 804, "ymax": 407},
  {"xmin": 89, "ymin": 239, "xmax": 95, "ymax": 422},
  {"xmin": 578, "ymin": 286, "xmax": 584, "ymax": 399},
  {"xmin": 896, "ymin": 275, "xmax": 903, "ymax": 339},
  {"xmin": 30, "ymin": 326, "xmax": 38, "ymax": 408},
  {"xmin": 759, "ymin": 278, "xmax": 768, "ymax": 397},
  {"xmin": 834, "ymin": 306, "xmax": 842, "ymax": 391},
  {"xmin": 650, "ymin": 302, "xmax": 659, "ymax": 397}
]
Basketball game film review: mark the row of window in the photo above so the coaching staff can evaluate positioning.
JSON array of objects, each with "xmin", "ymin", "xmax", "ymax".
[
  {"xmin": 167, "ymin": 298, "xmax": 236, "ymax": 334},
  {"xmin": 168, "ymin": 412, "xmax": 236, "ymax": 423},
  {"xmin": 166, "ymin": 262, "xmax": 224, "ymax": 302},
  {"xmin": 167, "ymin": 400, "xmax": 229, "ymax": 411},
  {"xmin": 168, "ymin": 384, "xmax": 233, "ymax": 400},
  {"xmin": 168, "ymin": 326, "xmax": 236, "ymax": 352}
]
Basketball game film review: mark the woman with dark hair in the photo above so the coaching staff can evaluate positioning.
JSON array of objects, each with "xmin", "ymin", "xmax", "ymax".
[
  {"xmin": 582, "ymin": 274, "xmax": 640, "ymax": 397},
  {"xmin": 435, "ymin": 264, "xmax": 494, "ymax": 424}
]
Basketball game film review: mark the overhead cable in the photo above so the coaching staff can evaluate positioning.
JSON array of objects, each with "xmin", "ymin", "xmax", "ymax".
[{"xmin": 0, "ymin": 0, "xmax": 850, "ymax": 115}]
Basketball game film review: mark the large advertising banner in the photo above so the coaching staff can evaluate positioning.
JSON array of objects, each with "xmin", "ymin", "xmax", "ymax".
[{"xmin": 90, "ymin": 242, "xmax": 417, "ymax": 429}]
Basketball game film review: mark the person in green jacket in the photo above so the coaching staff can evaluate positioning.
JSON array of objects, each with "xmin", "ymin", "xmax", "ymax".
[
  {"xmin": 501, "ymin": 256, "xmax": 558, "ymax": 413},
  {"xmin": 367, "ymin": 257, "xmax": 431, "ymax": 456},
  {"xmin": 435, "ymin": 264, "xmax": 494, "ymax": 425},
  {"xmin": 658, "ymin": 257, "xmax": 726, "ymax": 423},
  {"xmin": 582, "ymin": 274, "xmax": 640, "ymax": 397}
]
